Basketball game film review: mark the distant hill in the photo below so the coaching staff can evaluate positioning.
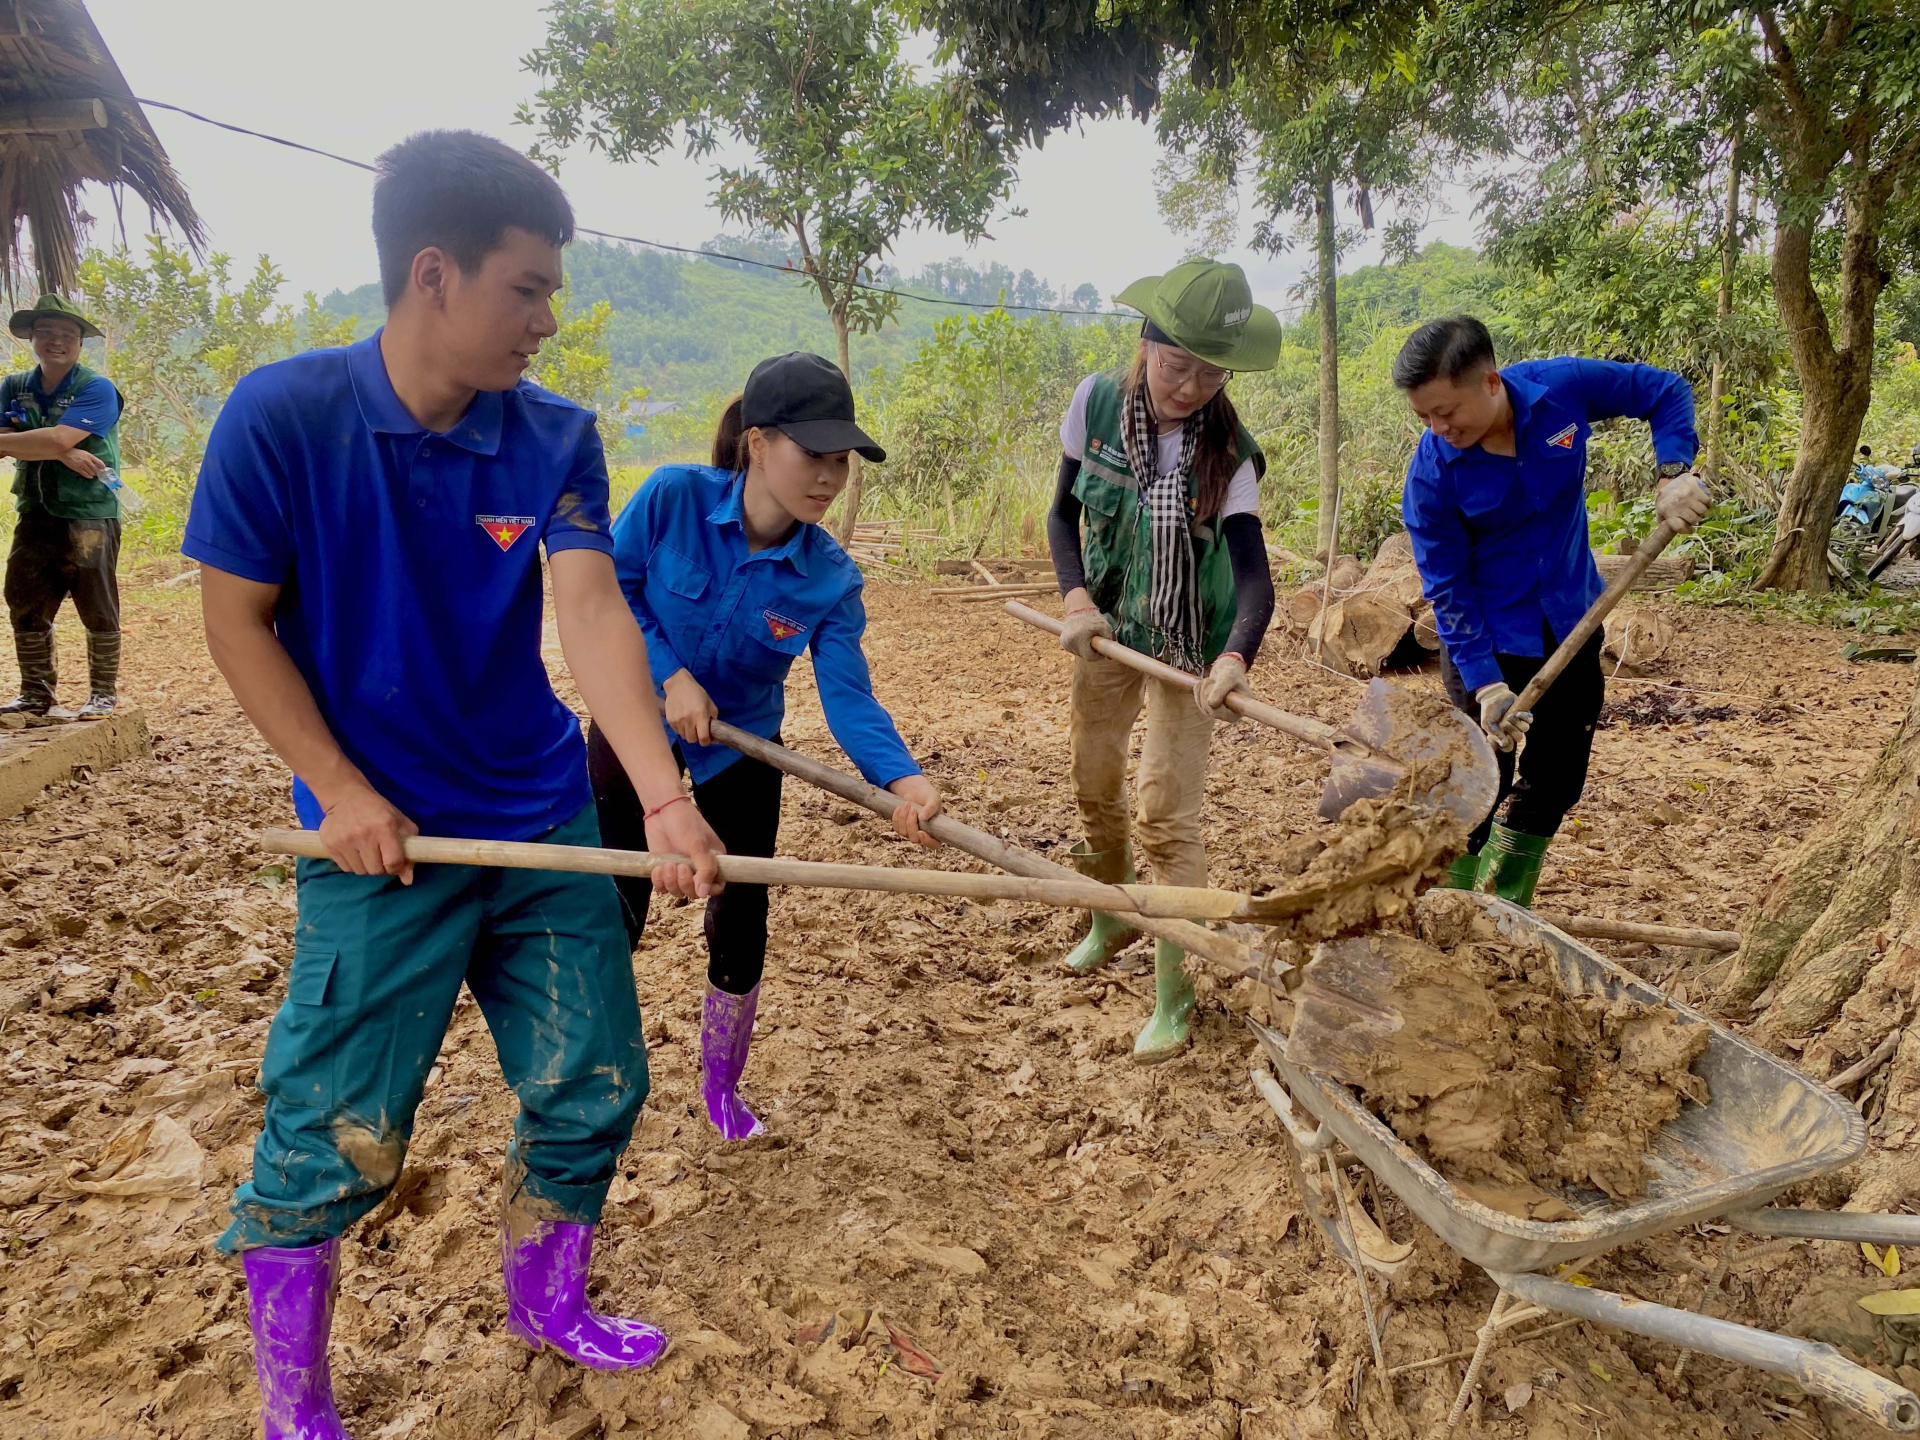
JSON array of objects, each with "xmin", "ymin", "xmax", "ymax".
[{"xmin": 322, "ymin": 238, "xmax": 1106, "ymax": 402}]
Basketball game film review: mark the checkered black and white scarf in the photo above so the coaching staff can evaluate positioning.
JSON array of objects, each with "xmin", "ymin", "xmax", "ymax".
[{"xmin": 1122, "ymin": 381, "xmax": 1205, "ymax": 673}]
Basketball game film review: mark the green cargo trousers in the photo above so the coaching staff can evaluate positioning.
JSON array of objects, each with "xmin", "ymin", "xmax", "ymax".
[{"xmin": 219, "ymin": 805, "xmax": 647, "ymax": 1252}]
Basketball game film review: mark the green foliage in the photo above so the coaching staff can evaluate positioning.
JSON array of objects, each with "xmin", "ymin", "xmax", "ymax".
[{"xmin": 528, "ymin": 290, "xmax": 647, "ymax": 455}]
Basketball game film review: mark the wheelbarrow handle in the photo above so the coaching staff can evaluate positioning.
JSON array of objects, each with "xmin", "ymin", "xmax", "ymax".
[
  {"xmin": 1729, "ymin": 1206, "xmax": 1920, "ymax": 1247},
  {"xmin": 1490, "ymin": 1271, "xmax": 1920, "ymax": 1433}
]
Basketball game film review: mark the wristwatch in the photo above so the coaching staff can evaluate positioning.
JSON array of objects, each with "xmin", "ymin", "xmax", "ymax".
[{"xmin": 1656, "ymin": 461, "xmax": 1691, "ymax": 482}]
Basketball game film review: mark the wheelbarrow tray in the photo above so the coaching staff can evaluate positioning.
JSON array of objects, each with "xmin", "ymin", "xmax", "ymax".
[{"xmin": 1255, "ymin": 892, "xmax": 1867, "ymax": 1274}]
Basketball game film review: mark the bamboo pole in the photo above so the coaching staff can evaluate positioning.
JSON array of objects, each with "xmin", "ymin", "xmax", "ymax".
[
  {"xmin": 707, "ymin": 722, "xmax": 1273, "ymax": 979},
  {"xmin": 1535, "ymin": 912, "xmax": 1740, "ymax": 953},
  {"xmin": 260, "ymin": 830, "xmax": 1277, "ymax": 923}
]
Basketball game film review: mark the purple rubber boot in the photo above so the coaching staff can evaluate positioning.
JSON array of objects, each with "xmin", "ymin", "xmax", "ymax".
[
  {"xmin": 502, "ymin": 1220, "xmax": 668, "ymax": 1370},
  {"xmin": 242, "ymin": 1239, "xmax": 353, "ymax": 1440},
  {"xmin": 700, "ymin": 982, "xmax": 764, "ymax": 1140}
]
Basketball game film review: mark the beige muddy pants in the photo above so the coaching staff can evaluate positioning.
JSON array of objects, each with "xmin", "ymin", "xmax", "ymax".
[{"xmin": 1069, "ymin": 654, "xmax": 1215, "ymax": 890}]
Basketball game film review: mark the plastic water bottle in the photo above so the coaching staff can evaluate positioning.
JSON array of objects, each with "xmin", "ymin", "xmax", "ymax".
[{"xmin": 99, "ymin": 467, "xmax": 146, "ymax": 515}]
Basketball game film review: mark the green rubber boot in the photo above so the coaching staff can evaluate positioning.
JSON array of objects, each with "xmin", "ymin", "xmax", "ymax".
[
  {"xmin": 1132, "ymin": 939, "xmax": 1196, "ymax": 1065},
  {"xmin": 1474, "ymin": 823, "xmax": 1552, "ymax": 908},
  {"xmin": 1062, "ymin": 842, "xmax": 1137, "ymax": 975},
  {"xmin": 1437, "ymin": 852, "xmax": 1482, "ymax": 890}
]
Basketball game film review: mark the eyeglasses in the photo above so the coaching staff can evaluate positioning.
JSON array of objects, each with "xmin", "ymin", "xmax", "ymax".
[{"xmin": 1152, "ymin": 347, "xmax": 1232, "ymax": 394}]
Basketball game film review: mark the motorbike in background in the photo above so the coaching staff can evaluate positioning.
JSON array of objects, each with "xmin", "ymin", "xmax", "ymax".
[{"xmin": 1863, "ymin": 442, "xmax": 1920, "ymax": 580}]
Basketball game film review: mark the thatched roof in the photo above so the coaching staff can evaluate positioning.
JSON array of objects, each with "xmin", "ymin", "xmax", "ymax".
[{"xmin": 0, "ymin": 0, "xmax": 201, "ymax": 298}]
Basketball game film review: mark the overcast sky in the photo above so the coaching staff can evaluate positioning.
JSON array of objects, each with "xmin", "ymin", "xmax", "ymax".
[{"xmin": 84, "ymin": 0, "xmax": 1478, "ymax": 319}]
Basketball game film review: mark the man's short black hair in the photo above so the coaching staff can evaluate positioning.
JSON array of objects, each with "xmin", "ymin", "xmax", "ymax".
[
  {"xmin": 372, "ymin": 130, "xmax": 576, "ymax": 306},
  {"xmin": 1392, "ymin": 315, "xmax": 1497, "ymax": 390}
]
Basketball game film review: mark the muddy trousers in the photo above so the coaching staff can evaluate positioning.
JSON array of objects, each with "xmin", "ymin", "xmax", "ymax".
[
  {"xmin": 4, "ymin": 511, "xmax": 121, "ymax": 705},
  {"xmin": 1440, "ymin": 626, "xmax": 1606, "ymax": 853},
  {"xmin": 219, "ymin": 805, "xmax": 646, "ymax": 1253},
  {"xmin": 586, "ymin": 720, "xmax": 782, "ymax": 996},
  {"xmin": 1069, "ymin": 655, "xmax": 1215, "ymax": 889}
]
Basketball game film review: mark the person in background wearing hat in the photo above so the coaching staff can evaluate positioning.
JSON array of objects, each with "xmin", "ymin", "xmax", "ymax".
[
  {"xmin": 1393, "ymin": 315, "xmax": 1705, "ymax": 906},
  {"xmin": 0, "ymin": 293, "xmax": 126, "ymax": 718},
  {"xmin": 1046, "ymin": 259, "xmax": 1279, "ymax": 1063},
  {"xmin": 591, "ymin": 351, "xmax": 943, "ymax": 1140}
]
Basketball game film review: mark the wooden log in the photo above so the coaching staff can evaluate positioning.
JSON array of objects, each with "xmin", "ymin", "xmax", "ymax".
[
  {"xmin": 261, "ymin": 829, "xmax": 1275, "ymax": 922},
  {"xmin": 708, "ymin": 721, "xmax": 1273, "ymax": 979},
  {"xmin": 0, "ymin": 99, "xmax": 108, "ymax": 134},
  {"xmin": 1535, "ymin": 912, "xmax": 1740, "ymax": 953},
  {"xmin": 1593, "ymin": 549, "xmax": 1695, "ymax": 590},
  {"xmin": 927, "ymin": 584, "xmax": 1058, "ymax": 596},
  {"xmin": 934, "ymin": 558, "xmax": 1052, "ymax": 576}
]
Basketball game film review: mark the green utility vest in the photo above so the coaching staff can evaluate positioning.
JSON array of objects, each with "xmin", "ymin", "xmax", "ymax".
[
  {"xmin": 2, "ymin": 363, "xmax": 123, "ymax": 520},
  {"xmin": 1074, "ymin": 372, "xmax": 1265, "ymax": 666}
]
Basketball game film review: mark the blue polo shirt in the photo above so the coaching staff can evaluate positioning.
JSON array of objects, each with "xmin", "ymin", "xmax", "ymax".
[
  {"xmin": 183, "ymin": 330, "xmax": 613, "ymax": 840},
  {"xmin": 1402, "ymin": 357, "xmax": 1697, "ymax": 694},
  {"xmin": 613, "ymin": 463, "xmax": 919, "ymax": 789},
  {"xmin": 5, "ymin": 365, "xmax": 121, "ymax": 435}
]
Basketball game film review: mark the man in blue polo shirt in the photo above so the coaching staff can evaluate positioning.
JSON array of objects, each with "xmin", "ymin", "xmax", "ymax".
[
  {"xmin": 186, "ymin": 131, "xmax": 724, "ymax": 1437},
  {"xmin": 1394, "ymin": 315, "xmax": 1707, "ymax": 906}
]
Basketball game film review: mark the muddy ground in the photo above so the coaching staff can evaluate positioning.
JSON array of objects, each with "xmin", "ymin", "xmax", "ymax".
[{"xmin": 1, "ymin": 578, "xmax": 1916, "ymax": 1440}]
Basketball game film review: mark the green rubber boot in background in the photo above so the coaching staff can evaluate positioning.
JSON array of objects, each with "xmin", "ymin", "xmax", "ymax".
[
  {"xmin": 1474, "ymin": 823, "xmax": 1552, "ymax": 908},
  {"xmin": 1437, "ymin": 852, "xmax": 1482, "ymax": 890},
  {"xmin": 1062, "ymin": 842, "xmax": 1137, "ymax": 975},
  {"xmin": 1132, "ymin": 939, "xmax": 1196, "ymax": 1064}
]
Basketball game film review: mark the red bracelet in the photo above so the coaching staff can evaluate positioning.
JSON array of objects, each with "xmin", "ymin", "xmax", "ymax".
[
  {"xmin": 1220, "ymin": 651, "xmax": 1245, "ymax": 665},
  {"xmin": 1066, "ymin": 604, "xmax": 1098, "ymax": 616},
  {"xmin": 643, "ymin": 792, "xmax": 691, "ymax": 823}
]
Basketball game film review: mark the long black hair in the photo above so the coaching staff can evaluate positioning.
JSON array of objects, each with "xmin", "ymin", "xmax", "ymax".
[
  {"xmin": 1123, "ymin": 339, "xmax": 1243, "ymax": 520},
  {"xmin": 711, "ymin": 392, "xmax": 749, "ymax": 471}
]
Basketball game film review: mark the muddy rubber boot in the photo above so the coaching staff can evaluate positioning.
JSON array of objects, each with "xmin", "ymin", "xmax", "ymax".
[
  {"xmin": 502, "ymin": 1219, "xmax": 668, "ymax": 1370},
  {"xmin": 242, "ymin": 1238, "xmax": 353, "ymax": 1440},
  {"xmin": 700, "ymin": 982, "xmax": 764, "ymax": 1140},
  {"xmin": 76, "ymin": 629, "xmax": 119, "ymax": 719},
  {"xmin": 1062, "ymin": 841, "xmax": 1137, "ymax": 975},
  {"xmin": 1132, "ymin": 939, "xmax": 1196, "ymax": 1065},
  {"xmin": 1474, "ymin": 823, "xmax": 1552, "ymax": 908},
  {"xmin": 1, "ymin": 629, "xmax": 54, "ymax": 715},
  {"xmin": 1437, "ymin": 852, "xmax": 1482, "ymax": 890}
]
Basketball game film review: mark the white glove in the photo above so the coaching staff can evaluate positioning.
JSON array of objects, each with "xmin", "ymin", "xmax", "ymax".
[
  {"xmin": 1058, "ymin": 605, "xmax": 1114, "ymax": 661},
  {"xmin": 1654, "ymin": 470, "xmax": 1711, "ymax": 533},
  {"xmin": 1474, "ymin": 682, "xmax": 1534, "ymax": 752},
  {"xmin": 1196, "ymin": 653, "xmax": 1249, "ymax": 721}
]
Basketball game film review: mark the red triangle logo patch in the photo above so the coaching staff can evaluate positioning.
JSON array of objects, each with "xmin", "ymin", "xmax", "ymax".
[
  {"xmin": 476, "ymin": 514, "xmax": 535, "ymax": 551},
  {"xmin": 764, "ymin": 610, "xmax": 805, "ymax": 641},
  {"xmin": 1547, "ymin": 424, "xmax": 1577, "ymax": 449}
]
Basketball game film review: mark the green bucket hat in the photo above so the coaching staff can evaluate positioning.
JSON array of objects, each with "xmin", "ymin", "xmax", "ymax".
[
  {"xmin": 1116, "ymin": 259, "xmax": 1281, "ymax": 372},
  {"xmin": 9, "ymin": 293, "xmax": 101, "ymax": 341}
]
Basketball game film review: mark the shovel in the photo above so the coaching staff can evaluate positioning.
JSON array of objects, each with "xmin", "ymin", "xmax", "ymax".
[{"xmin": 1004, "ymin": 600, "xmax": 1498, "ymax": 828}]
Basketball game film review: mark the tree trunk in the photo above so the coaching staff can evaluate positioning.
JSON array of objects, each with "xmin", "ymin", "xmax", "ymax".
[
  {"xmin": 830, "ymin": 309, "xmax": 864, "ymax": 547},
  {"xmin": 1753, "ymin": 183, "xmax": 1890, "ymax": 592},
  {"xmin": 1722, "ymin": 673, "xmax": 1920, "ymax": 1212},
  {"xmin": 1704, "ymin": 132, "xmax": 1741, "ymax": 490},
  {"xmin": 1314, "ymin": 178, "xmax": 1340, "ymax": 560}
]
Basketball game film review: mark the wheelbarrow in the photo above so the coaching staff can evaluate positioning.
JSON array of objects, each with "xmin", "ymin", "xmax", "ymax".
[{"xmin": 1249, "ymin": 891, "xmax": 1920, "ymax": 1432}]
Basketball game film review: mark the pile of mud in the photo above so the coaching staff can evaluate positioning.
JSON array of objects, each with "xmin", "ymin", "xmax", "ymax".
[{"xmin": 1292, "ymin": 891, "xmax": 1710, "ymax": 1220}]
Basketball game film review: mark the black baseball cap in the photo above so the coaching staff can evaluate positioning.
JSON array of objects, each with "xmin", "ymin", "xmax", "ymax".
[{"xmin": 741, "ymin": 352, "xmax": 886, "ymax": 462}]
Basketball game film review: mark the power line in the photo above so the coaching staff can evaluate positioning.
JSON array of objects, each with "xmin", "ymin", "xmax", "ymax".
[{"xmin": 135, "ymin": 97, "xmax": 1193, "ymax": 321}]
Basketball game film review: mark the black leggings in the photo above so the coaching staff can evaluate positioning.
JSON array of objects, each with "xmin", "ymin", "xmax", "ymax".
[
  {"xmin": 586, "ymin": 721, "xmax": 783, "ymax": 995},
  {"xmin": 1440, "ymin": 624, "xmax": 1605, "ymax": 853}
]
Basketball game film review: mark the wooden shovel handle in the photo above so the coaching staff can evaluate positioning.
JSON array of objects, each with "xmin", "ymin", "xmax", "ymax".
[
  {"xmin": 259, "ymin": 829, "xmax": 1259, "ymax": 922},
  {"xmin": 1004, "ymin": 600, "xmax": 1349, "ymax": 752},
  {"xmin": 1510, "ymin": 519, "xmax": 1679, "ymax": 717}
]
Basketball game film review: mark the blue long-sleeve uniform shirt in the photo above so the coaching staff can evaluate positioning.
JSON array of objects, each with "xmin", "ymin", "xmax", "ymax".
[
  {"xmin": 612, "ymin": 463, "xmax": 920, "ymax": 788},
  {"xmin": 1401, "ymin": 357, "xmax": 1698, "ymax": 694}
]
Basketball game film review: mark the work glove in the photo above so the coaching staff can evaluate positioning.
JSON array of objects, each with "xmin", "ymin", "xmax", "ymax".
[
  {"xmin": 1196, "ymin": 652, "xmax": 1249, "ymax": 721},
  {"xmin": 1058, "ymin": 605, "xmax": 1115, "ymax": 661},
  {"xmin": 1654, "ymin": 470, "xmax": 1711, "ymax": 533},
  {"xmin": 1474, "ymin": 682, "xmax": 1534, "ymax": 752}
]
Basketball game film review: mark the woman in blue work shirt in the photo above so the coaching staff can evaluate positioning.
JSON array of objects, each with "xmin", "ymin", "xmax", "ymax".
[{"xmin": 588, "ymin": 351, "xmax": 942, "ymax": 1142}]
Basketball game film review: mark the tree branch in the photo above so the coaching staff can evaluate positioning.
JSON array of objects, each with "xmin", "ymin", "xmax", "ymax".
[{"xmin": 1754, "ymin": 9, "xmax": 1813, "ymax": 124}]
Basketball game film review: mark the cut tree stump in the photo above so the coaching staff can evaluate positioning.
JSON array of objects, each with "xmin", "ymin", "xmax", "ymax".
[
  {"xmin": 1595, "ymin": 550, "xmax": 1695, "ymax": 590},
  {"xmin": 0, "ymin": 711, "xmax": 151, "ymax": 817}
]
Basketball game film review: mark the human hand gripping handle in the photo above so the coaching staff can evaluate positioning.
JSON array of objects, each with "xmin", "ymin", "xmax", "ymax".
[
  {"xmin": 1473, "ymin": 682, "xmax": 1533, "ymax": 753},
  {"xmin": 886, "ymin": 774, "xmax": 943, "ymax": 848},
  {"xmin": 662, "ymin": 669, "xmax": 719, "ymax": 747},
  {"xmin": 1196, "ymin": 652, "xmax": 1249, "ymax": 721},
  {"xmin": 1057, "ymin": 588, "xmax": 1114, "ymax": 661},
  {"xmin": 1655, "ymin": 469, "xmax": 1711, "ymax": 533},
  {"xmin": 318, "ymin": 781, "xmax": 420, "ymax": 884},
  {"xmin": 642, "ymin": 793, "xmax": 726, "ymax": 899}
]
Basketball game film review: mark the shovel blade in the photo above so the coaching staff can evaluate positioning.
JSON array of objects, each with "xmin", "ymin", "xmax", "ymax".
[{"xmin": 1318, "ymin": 678, "xmax": 1499, "ymax": 828}]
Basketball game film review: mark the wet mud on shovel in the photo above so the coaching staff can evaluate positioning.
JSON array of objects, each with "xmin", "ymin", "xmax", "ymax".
[{"xmin": 1003, "ymin": 600, "xmax": 1498, "ymax": 830}]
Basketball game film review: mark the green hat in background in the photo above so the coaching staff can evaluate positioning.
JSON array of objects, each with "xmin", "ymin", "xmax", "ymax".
[
  {"xmin": 9, "ymin": 293, "xmax": 101, "ymax": 340},
  {"xmin": 1117, "ymin": 259, "xmax": 1280, "ymax": 372}
]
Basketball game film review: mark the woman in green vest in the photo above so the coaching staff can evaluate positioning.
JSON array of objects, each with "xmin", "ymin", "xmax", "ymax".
[{"xmin": 1046, "ymin": 259, "xmax": 1280, "ymax": 1062}]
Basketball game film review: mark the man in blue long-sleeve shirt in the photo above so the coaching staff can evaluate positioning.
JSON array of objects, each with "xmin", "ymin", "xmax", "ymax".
[{"xmin": 1394, "ymin": 315, "xmax": 1709, "ymax": 905}]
